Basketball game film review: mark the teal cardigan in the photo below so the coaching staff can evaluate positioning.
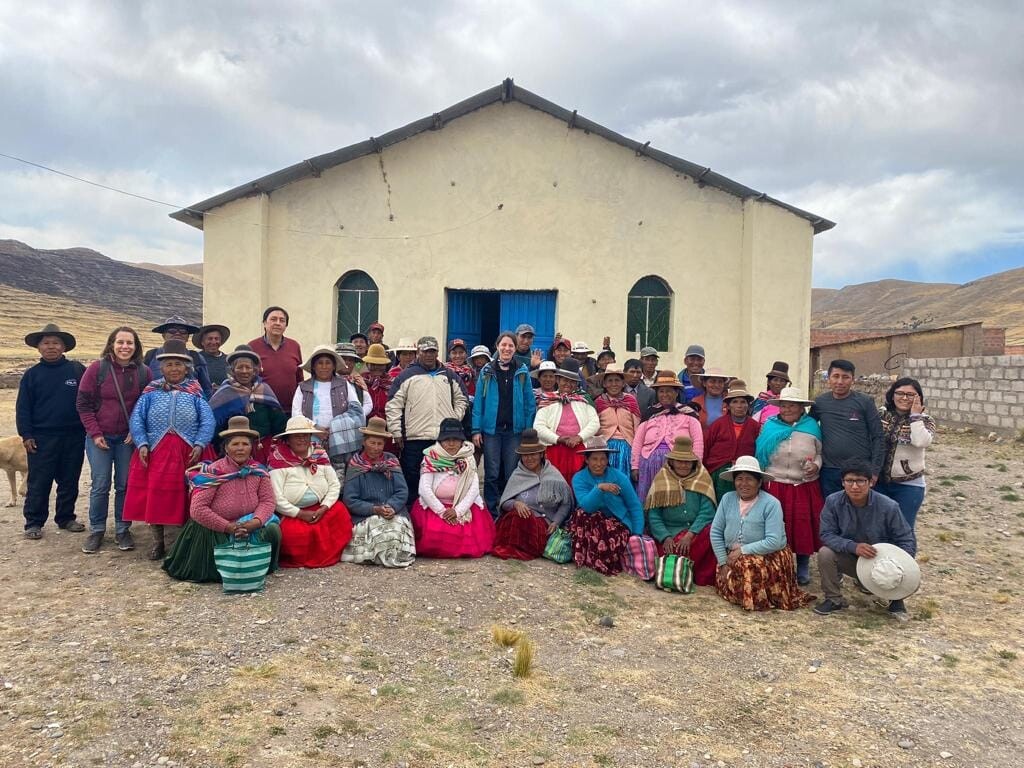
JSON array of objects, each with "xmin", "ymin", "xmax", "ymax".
[
  {"xmin": 709, "ymin": 490, "xmax": 787, "ymax": 565},
  {"xmin": 647, "ymin": 492, "xmax": 717, "ymax": 543}
]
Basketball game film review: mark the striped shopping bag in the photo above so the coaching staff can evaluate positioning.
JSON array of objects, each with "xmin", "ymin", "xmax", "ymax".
[
  {"xmin": 621, "ymin": 535, "xmax": 658, "ymax": 580},
  {"xmin": 542, "ymin": 528, "xmax": 573, "ymax": 564},
  {"xmin": 655, "ymin": 554, "xmax": 695, "ymax": 594},
  {"xmin": 213, "ymin": 539, "xmax": 272, "ymax": 593}
]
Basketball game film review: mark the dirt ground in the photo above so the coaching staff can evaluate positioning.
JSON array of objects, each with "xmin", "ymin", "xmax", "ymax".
[{"xmin": 0, "ymin": 389, "xmax": 1022, "ymax": 768}]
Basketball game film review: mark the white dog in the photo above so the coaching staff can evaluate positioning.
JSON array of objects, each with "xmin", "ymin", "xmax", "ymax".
[{"xmin": 0, "ymin": 436, "xmax": 29, "ymax": 506}]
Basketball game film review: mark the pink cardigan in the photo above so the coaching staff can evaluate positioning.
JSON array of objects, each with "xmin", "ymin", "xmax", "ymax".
[
  {"xmin": 189, "ymin": 457, "xmax": 277, "ymax": 534},
  {"xmin": 598, "ymin": 405, "xmax": 640, "ymax": 442},
  {"xmin": 630, "ymin": 412, "xmax": 704, "ymax": 470}
]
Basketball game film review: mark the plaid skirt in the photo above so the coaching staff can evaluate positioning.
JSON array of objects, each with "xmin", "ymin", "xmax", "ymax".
[
  {"xmin": 493, "ymin": 512, "xmax": 549, "ymax": 561},
  {"xmin": 567, "ymin": 508, "xmax": 630, "ymax": 576},
  {"xmin": 341, "ymin": 514, "xmax": 415, "ymax": 568},
  {"xmin": 715, "ymin": 546, "xmax": 815, "ymax": 611}
]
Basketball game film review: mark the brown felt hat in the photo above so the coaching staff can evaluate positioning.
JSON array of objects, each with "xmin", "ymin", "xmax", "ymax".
[
  {"xmin": 191, "ymin": 323, "xmax": 230, "ymax": 348},
  {"xmin": 651, "ymin": 370, "xmax": 683, "ymax": 389},
  {"xmin": 219, "ymin": 415, "xmax": 259, "ymax": 440},
  {"xmin": 155, "ymin": 339, "xmax": 193, "ymax": 362},
  {"xmin": 359, "ymin": 416, "xmax": 391, "ymax": 439},
  {"xmin": 515, "ymin": 429, "xmax": 547, "ymax": 455},
  {"xmin": 666, "ymin": 436, "xmax": 700, "ymax": 462},
  {"xmin": 723, "ymin": 379, "xmax": 754, "ymax": 403},
  {"xmin": 765, "ymin": 361, "xmax": 791, "ymax": 383},
  {"xmin": 25, "ymin": 323, "xmax": 76, "ymax": 351}
]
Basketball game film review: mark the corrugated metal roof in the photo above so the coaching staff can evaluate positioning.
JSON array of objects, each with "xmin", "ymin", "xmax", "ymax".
[{"xmin": 170, "ymin": 78, "xmax": 835, "ymax": 234}]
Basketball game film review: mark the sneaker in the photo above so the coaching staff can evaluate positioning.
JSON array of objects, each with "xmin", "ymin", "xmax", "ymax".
[
  {"xmin": 813, "ymin": 598, "xmax": 848, "ymax": 616},
  {"xmin": 59, "ymin": 520, "xmax": 86, "ymax": 533},
  {"xmin": 116, "ymin": 531, "xmax": 135, "ymax": 551},
  {"xmin": 24, "ymin": 526, "xmax": 42, "ymax": 540},
  {"xmin": 81, "ymin": 531, "xmax": 104, "ymax": 554},
  {"xmin": 888, "ymin": 599, "xmax": 910, "ymax": 622}
]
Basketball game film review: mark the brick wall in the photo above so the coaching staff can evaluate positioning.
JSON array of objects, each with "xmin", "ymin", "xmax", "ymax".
[
  {"xmin": 982, "ymin": 327, "xmax": 1006, "ymax": 355},
  {"xmin": 903, "ymin": 355, "xmax": 1024, "ymax": 433}
]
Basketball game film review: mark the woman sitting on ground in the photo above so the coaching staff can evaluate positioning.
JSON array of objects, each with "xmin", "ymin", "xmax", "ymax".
[
  {"xmin": 710, "ymin": 456, "xmax": 813, "ymax": 611},
  {"xmin": 568, "ymin": 437, "xmax": 645, "ymax": 576},
  {"xmin": 207, "ymin": 344, "xmax": 287, "ymax": 464},
  {"xmin": 593, "ymin": 363, "xmax": 641, "ymax": 477},
  {"xmin": 631, "ymin": 371, "xmax": 704, "ymax": 501},
  {"xmin": 163, "ymin": 416, "xmax": 282, "ymax": 582},
  {"xmin": 644, "ymin": 436, "xmax": 718, "ymax": 585},
  {"xmin": 268, "ymin": 416, "xmax": 353, "ymax": 568},
  {"xmin": 703, "ymin": 380, "xmax": 761, "ymax": 500},
  {"xmin": 534, "ymin": 359, "xmax": 601, "ymax": 485},
  {"xmin": 409, "ymin": 418, "xmax": 495, "ymax": 558},
  {"xmin": 493, "ymin": 429, "xmax": 573, "ymax": 560},
  {"xmin": 875, "ymin": 377, "xmax": 936, "ymax": 531},
  {"xmin": 341, "ymin": 417, "xmax": 415, "ymax": 568}
]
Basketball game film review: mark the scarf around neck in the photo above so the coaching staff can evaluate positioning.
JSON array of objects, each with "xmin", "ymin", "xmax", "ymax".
[
  {"xmin": 144, "ymin": 376, "xmax": 204, "ymax": 398},
  {"xmin": 595, "ymin": 392, "xmax": 641, "ymax": 417},
  {"xmin": 209, "ymin": 375, "xmax": 281, "ymax": 421},
  {"xmin": 755, "ymin": 413, "xmax": 822, "ymax": 469},
  {"xmin": 348, "ymin": 450, "xmax": 401, "ymax": 479},
  {"xmin": 421, "ymin": 441, "xmax": 478, "ymax": 521},
  {"xmin": 189, "ymin": 458, "xmax": 269, "ymax": 490},
  {"xmin": 267, "ymin": 442, "xmax": 331, "ymax": 473}
]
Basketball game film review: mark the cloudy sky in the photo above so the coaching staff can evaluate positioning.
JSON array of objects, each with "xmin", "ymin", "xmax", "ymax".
[{"xmin": 1, "ymin": 1, "xmax": 1021, "ymax": 288}]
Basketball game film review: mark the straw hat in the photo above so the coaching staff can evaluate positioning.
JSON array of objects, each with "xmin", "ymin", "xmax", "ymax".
[
  {"xmin": 665, "ymin": 436, "xmax": 699, "ymax": 463},
  {"xmin": 359, "ymin": 416, "xmax": 391, "ymax": 439},
  {"xmin": 362, "ymin": 343, "xmax": 391, "ymax": 366},
  {"xmin": 515, "ymin": 429, "xmax": 547, "ymax": 455},
  {"xmin": 768, "ymin": 386, "xmax": 814, "ymax": 407},
  {"xmin": 191, "ymin": 323, "xmax": 230, "ymax": 348},
  {"xmin": 651, "ymin": 370, "xmax": 683, "ymax": 389},
  {"xmin": 580, "ymin": 436, "xmax": 618, "ymax": 454},
  {"xmin": 571, "ymin": 341, "xmax": 594, "ymax": 355},
  {"xmin": 765, "ymin": 361, "xmax": 791, "ymax": 383},
  {"xmin": 720, "ymin": 455, "xmax": 775, "ymax": 481},
  {"xmin": 155, "ymin": 339, "xmax": 193, "ymax": 362},
  {"xmin": 24, "ymin": 323, "xmax": 76, "ymax": 350},
  {"xmin": 596, "ymin": 363, "xmax": 626, "ymax": 382},
  {"xmin": 693, "ymin": 366, "xmax": 733, "ymax": 384},
  {"xmin": 723, "ymin": 379, "xmax": 754, "ymax": 402},
  {"xmin": 856, "ymin": 543, "xmax": 921, "ymax": 601},
  {"xmin": 275, "ymin": 415, "xmax": 323, "ymax": 438},
  {"xmin": 219, "ymin": 415, "xmax": 259, "ymax": 440},
  {"xmin": 393, "ymin": 337, "xmax": 417, "ymax": 353},
  {"xmin": 301, "ymin": 345, "xmax": 342, "ymax": 372}
]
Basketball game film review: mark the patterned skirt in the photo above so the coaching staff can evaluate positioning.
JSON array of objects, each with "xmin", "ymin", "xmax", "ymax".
[
  {"xmin": 342, "ymin": 514, "xmax": 416, "ymax": 568},
  {"xmin": 762, "ymin": 480, "xmax": 823, "ymax": 556},
  {"xmin": 493, "ymin": 512, "xmax": 550, "ymax": 561},
  {"xmin": 655, "ymin": 526, "xmax": 718, "ymax": 587},
  {"xmin": 279, "ymin": 501, "xmax": 353, "ymax": 568},
  {"xmin": 607, "ymin": 438, "xmax": 633, "ymax": 478},
  {"xmin": 123, "ymin": 433, "xmax": 192, "ymax": 526},
  {"xmin": 636, "ymin": 441, "xmax": 671, "ymax": 503},
  {"xmin": 162, "ymin": 518, "xmax": 281, "ymax": 582},
  {"xmin": 567, "ymin": 508, "xmax": 630, "ymax": 576},
  {"xmin": 546, "ymin": 443, "xmax": 585, "ymax": 487},
  {"xmin": 715, "ymin": 546, "xmax": 815, "ymax": 611},
  {"xmin": 409, "ymin": 501, "xmax": 495, "ymax": 559}
]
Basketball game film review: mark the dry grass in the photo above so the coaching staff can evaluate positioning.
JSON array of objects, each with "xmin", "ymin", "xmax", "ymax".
[
  {"xmin": 491, "ymin": 625, "xmax": 522, "ymax": 647},
  {"xmin": 511, "ymin": 637, "xmax": 535, "ymax": 678}
]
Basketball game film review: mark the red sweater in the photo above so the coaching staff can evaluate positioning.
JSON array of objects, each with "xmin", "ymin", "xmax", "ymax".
[
  {"xmin": 76, "ymin": 358, "xmax": 152, "ymax": 438},
  {"xmin": 703, "ymin": 417, "xmax": 761, "ymax": 473},
  {"xmin": 248, "ymin": 336, "xmax": 304, "ymax": 408}
]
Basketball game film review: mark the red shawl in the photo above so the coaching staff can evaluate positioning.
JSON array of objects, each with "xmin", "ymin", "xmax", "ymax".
[
  {"xmin": 266, "ymin": 442, "xmax": 331, "ymax": 473},
  {"xmin": 595, "ymin": 392, "xmax": 641, "ymax": 418}
]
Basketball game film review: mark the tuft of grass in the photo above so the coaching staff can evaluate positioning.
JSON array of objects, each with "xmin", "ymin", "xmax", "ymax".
[
  {"xmin": 491, "ymin": 687, "xmax": 525, "ymax": 706},
  {"xmin": 937, "ymin": 532, "xmax": 953, "ymax": 542},
  {"xmin": 948, "ymin": 474, "xmax": 972, "ymax": 481},
  {"xmin": 235, "ymin": 663, "xmax": 277, "ymax": 679},
  {"xmin": 914, "ymin": 598, "xmax": 939, "ymax": 621},
  {"xmin": 512, "ymin": 637, "xmax": 535, "ymax": 678},
  {"xmin": 378, "ymin": 684, "xmax": 403, "ymax": 698},
  {"xmin": 312, "ymin": 725, "xmax": 337, "ymax": 741},
  {"xmin": 938, "ymin": 479, "xmax": 955, "ymax": 487},
  {"xmin": 997, "ymin": 650, "xmax": 1017, "ymax": 661},
  {"xmin": 573, "ymin": 568, "xmax": 606, "ymax": 587},
  {"xmin": 269, "ymin": 725, "xmax": 286, "ymax": 736},
  {"xmin": 491, "ymin": 625, "xmax": 523, "ymax": 648},
  {"xmin": 941, "ymin": 653, "xmax": 959, "ymax": 667},
  {"xmin": 1001, "ymin": 493, "xmax": 1021, "ymax": 502}
]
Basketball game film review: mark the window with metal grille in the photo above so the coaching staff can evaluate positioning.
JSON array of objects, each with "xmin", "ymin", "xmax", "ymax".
[
  {"xmin": 626, "ymin": 276, "xmax": 671, "ymax": 352},
  {"xmin": 336, "ymin": 271, "xmax": 379, "ymax": 342}
]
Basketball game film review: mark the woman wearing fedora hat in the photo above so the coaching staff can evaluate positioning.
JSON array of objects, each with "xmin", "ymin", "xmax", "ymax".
[
  {"xmin": 387, "ymin": 338, "xmax": 418, "ymax": 378},
  {"xmin": 533, "ymin": 359, "xmax": 601, "ymax": 486},
  {"xmin": 593, "ymin": 364, "xmax": 641, "ymax": 477},
  {"xmin": 644, "ymin": 436, "xmax": 719, "ymax": 585},
  {"xmin": 709, "ymin": 456, "xmax": 814, "ymax": 611},
  {"xmin": 631, "ymin": 371, "xmax": 704, "ymax": 502},
  {"xmin": 163, "ymin": 416, "xmax": 282, "ymax": 582},
  {"xmin": 124, "ymin": 339, "xmax": 216, "ymax": 560},
  {"xmin": 703, "ymin": 380, "xmax": 761, "ymax": 501},
  {"xmin": 755, "ymin": 386, "xmax": 824, "ymax": 586},
  {"xmin": 361, "ymin": 343, "xmax": 397, "ymax": 450},
  {"xmin": 752, "ymin": 361, "xmax": 791, "ymax": 424},
  {"xmin": 208, "ymin": 345, "xmax": 287, "ymax": 464},
  {"xmin": 493, "ymin": 429, "xmax": 573, "ymax": 560},
  {"xmin": 409, "ymin": 418, "xmax": 494, "ymax": 558},
  {"xmin": 568, "ymin": 436, "xmax": 645, "ymax": 575},
  {"xmin": 267, "ymin": 416, "xmax": 353, "ymax": 568},
  {"xmin": 340, "ymin": 417, "xmax": 416, "ymax": 568}
]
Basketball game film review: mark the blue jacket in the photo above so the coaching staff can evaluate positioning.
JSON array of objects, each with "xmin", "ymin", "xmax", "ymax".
[
  {"xmin": 819, "ymin": 490, "xmax": 917, "ymax": 557},
  {"xmin": 129, "ymin": 381, "xmax": 216, "ymax": 450},
  {"xmin": 710, "ymin": 490, "xmax": 786, "ymax": 565},
  {"xmin": 572, "ymin": 466, "xmax": 644, "ymax": 535},
  {"xmin": 342, "ymin": 455, "xmax": 410, "ymax": 523},
  {"xmin": 471, "ymin": 361, "xmax": 536, "ymax": 436}
]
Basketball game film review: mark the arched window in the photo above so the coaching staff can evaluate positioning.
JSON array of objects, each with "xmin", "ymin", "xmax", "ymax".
[
  {"xmin": 626, "ymin": 276, "xmax": 671, "ymax": 352},
  {"xmin": 336, "ymin": 271, "xmax": 379, "ymax": 342}
]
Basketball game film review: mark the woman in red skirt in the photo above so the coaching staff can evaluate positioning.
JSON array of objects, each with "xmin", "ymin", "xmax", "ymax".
[
  {"xmin": 755, "ymin": 387, "xmax": 824, "ymax": 586},
  {"xmin": 493, "ymin": 429, "xmax": 574, "ymax": 560},
  {"xmin": 124, "ymin": 339, "xmax": 216, "ymax": 560},
  {"xmin": 533, "ymin": 359, "xmax": 600, "ymax": 485},
  {"xmin": 267, "ymin": 416, "xmax": 353, "ymax": 568}
]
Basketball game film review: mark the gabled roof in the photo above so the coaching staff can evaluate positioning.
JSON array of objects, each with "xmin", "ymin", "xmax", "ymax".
[{"xmin": 171, "ymin": 78, "xmax": 835, "ymax": 234}]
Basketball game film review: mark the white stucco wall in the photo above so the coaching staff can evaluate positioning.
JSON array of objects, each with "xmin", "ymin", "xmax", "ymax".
[{"xmin": 200, "ymin": 100, "xmax": 817, "ymax": 388}]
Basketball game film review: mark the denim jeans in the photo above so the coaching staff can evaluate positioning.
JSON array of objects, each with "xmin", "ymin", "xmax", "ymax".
[
  {"xmin": 874, "ymin": 481, "xmax": 925, "ymax": 530},
  {"xmin": 818, "ymin": 467, "xmax": 844, "ymax": 501},
  {"xmin": 84, "ymin": 435, "xmax": 133, "ymax": 535},
  {"xmin": 482, "ymin": 429, "xmax": 520, "ymax": 516}
]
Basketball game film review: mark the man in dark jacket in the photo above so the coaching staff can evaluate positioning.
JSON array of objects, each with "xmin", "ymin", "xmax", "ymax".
[
  {"xmin": 814, "ymin": 459, "xmax": 917, "ymax": 619},
  {"xmin": 623, "ymin": 359, "xmax": 656, "ymax": 420},
  {"xmin": 16, "ymin": 324, "xmax": 87, "ymax": 539},
  {"xmin": 145, "ymin": 315, "xmax": 213, "ymax": 398}
]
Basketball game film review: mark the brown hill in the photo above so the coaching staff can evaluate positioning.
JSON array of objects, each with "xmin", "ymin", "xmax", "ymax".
[
  {"xmin": 134, "ymin": 261, "xmax": 203, "ymax": 286},
  {"xmin": 812, "ymin": 268, "xmax": 1024, "ymax": 345}
]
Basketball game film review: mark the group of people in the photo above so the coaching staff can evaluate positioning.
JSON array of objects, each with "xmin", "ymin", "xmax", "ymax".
[{"xmin": 16, "ymin": 311, "xmax": 931, "ymax": 617}]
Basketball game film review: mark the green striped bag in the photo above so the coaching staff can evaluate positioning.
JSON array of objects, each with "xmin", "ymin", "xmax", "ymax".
[
  {"xmin": 214, "ymin": 539, "xmax": 272, "ymax": 593},
  {"xmin": 542, "ymin": 528, "xmax": 573, "ymax": 564},
  {"xmin": 655, "ymin": 554, "xmax": 695, "ymax": 594}
]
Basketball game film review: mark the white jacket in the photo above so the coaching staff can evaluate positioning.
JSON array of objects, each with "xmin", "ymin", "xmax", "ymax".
[
  {"xmin": 270, "ymin": 464, "xmax": 341, "ymax": 518},
  {"xmin": 533, "ymin": 401, "xmax": 600, "ymax": 446}
]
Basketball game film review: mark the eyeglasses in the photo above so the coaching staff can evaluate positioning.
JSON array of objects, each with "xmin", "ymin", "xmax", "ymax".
[
  {"xmin": 165, "ymin": 328, "xmax": 189, "ymax": 336},
  {"xmin": 893, "ymin": 392, "xmax": 917, "ymax": 399},
  {"xmin": 843, "ymin": 478, "xmax": 869, "ymax": 487}
]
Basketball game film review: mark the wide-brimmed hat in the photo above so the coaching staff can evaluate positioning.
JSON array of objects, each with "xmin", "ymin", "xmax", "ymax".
[
  {"xmin": 684, "ymin": 344, "xmax": 706, "ymax": 359},
  {"xmin": 597, "ymin": 363, "xmax": 626, "ymax": 382},
  {"xmin": 666, "ymin": 436, "xmax": 699, "ymax": 463},
  {"xmin": 437, "ymin": 417, "xmax": 465, "ymax": 442},
  {"xmin": 537, "ymin": 360, "xmax": 557, "ymax": 372},
  {"xmin": 856, "ymin": 543, "xmax": 921, "ymax": 601},
  {"xmin": 191, "ymin": 323, "xmax": 230, "ymax": 348},
  {"xmin": 359, "ymin": 416, "xmax": 391, "ymax": 439},
  {"xmin": 571, "ymin": 341, "xmax": 594, "ymax": 355},
  {"xmin": 362, "ymin": 343, "xmax": 391, "ymax": 366},
  {"xmin": 219, "ymin": 415, "xmax": 259, "ymax": 440},
  {"xmin": 693, "ymin": 366, "xmax": 733, "ymax": 384},
  {"xmin": 721, "ymin": 455, "xmax": 774, "ymax": 482},
  {"xmin": 515, "ymin": 429, "xmax": 547, "ymax": 455},
  {"xmin": 155, "ymin": 339, "xmax": 192, "ymax": 362},
  {"xmin": 300, "ymin": 345, "xmax": 343, "ymax": 372},
  {"xmin": 448, "ymin": 338, "xmax": 467, "ymax": 352},
  {"xmin": 723, "ymin": 379, "xmax": 754, "ymax": 402},
  {"xmin": 152, "ymin": 314, "xmax": 200, "ymax": 334},
  {"xmin": 226, "ymin": 344, "xmax": 260, "ymax": 367},
  {"xmin": 765, "ymin": 361, "xmax": 791, "ymax": 383},
  {"xmin": 469, "ymin": 344, "xmax": 491, "ymax": 360},
  {"xmin": 24, "ymin": 323, "xmax": 76, "ymax": 351},
  {"xmin": 334, "ymin": 342, "xmax": 361, "ymax": 361},
  {"xmin": 393, "ymin": 337, "xmax": 417, "ymax": 353},
  {"xmin": 580, "ymin": 436, "xmax": 618, "ymax": 454},
  {"xmin": 639, "ymin": 346, "xmax": 659, "ymax": 359},
  {"xmin": 554, "ymin": 358, "xmax": 582, "ymax": 380},
  {"xmin": 651, "ymin": 370, "xmax": 683, "ymax": 389},
  {"xmin": 275, "ymin": 415, "xmax": 323, "ymax": 438},
  {"xmin": 768, "ymin": 386, "xmax": 814, "ymax": 407}
]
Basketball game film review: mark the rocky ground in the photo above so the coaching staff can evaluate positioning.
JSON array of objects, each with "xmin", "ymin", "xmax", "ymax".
[{"xmin": 0, "ymin": 389, "xmax": 1022, "ymax": 768}]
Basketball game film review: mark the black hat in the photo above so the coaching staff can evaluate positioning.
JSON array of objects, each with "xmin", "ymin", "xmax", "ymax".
[
  {"xmin": 437, "ymin": 418, "xmax": 466, "ymax": 442},
  {"xmin": 554, "ymin": 357, "xmax": 582, "ymax": 380},
  {"xmin": 152, "ymin": 314, "xmax": 201, "ymax": 334},
  {"xmin": 155, "ymin": 339, "xmax": 193, "ymax": 362},
  {"xmin": 25, "ymin": 323, "xmax": 76, "ymax": 351}
]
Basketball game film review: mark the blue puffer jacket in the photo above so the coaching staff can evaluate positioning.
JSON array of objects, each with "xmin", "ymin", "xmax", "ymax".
[{"xmin": 471, "ymin": 361, "xmax": 536, "ymax": 436}]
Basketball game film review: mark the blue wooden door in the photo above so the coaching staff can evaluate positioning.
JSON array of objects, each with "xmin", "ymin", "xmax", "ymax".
[
  {"xmin": 500, "ymin": 291, "xmax": 557, "ymax": 355},
  {"xmin": 446, "ymin": 290, "xmax": 483, "ymax": 349}
]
